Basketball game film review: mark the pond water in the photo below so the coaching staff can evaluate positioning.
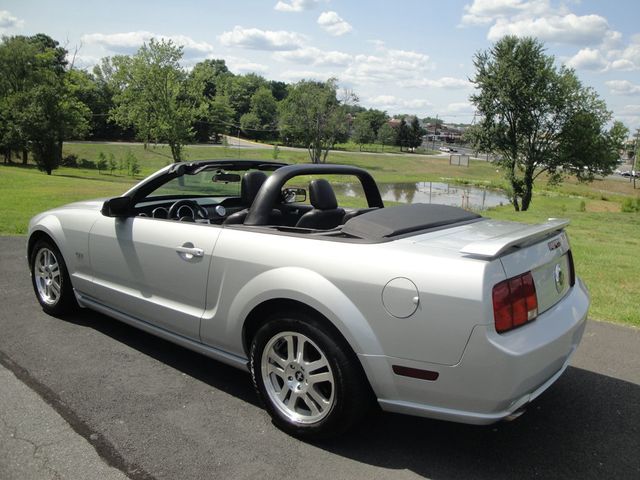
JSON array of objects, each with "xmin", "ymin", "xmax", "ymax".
[{"xmin": 333, "ymin": 182, "xmax": 509, "ymax": 210}]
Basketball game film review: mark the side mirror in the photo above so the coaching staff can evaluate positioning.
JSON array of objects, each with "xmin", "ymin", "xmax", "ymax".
[
  {"xmin": 281, "ymin": 187, "xmax": 306, "ymax": 204},
  {"xmin": 101, "ymin": 196, "xmax": 132, "ymax": 217}
]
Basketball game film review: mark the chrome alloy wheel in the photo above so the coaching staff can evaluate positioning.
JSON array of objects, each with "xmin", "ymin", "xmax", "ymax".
[
  {"xmin": 34, "ymin": 248, "xmax": 62, "ymax": 306},
  {"xmin": 261, "ymin": 331, "xmax": 335, "ymax": 424}
]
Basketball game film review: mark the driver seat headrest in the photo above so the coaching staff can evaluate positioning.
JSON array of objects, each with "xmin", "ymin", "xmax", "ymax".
[{"xmin": 241, "ymin": 170, "xmax": 267, "ymax": 205}]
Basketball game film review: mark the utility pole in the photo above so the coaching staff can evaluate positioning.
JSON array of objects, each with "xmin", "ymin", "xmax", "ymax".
[
  {"xmin": 633, "ymin": 128, "xmax": 639, "ymax": 189},
  {"xmin": 431, "ymin": 114, "xmax": 438, "ymax": 151}
]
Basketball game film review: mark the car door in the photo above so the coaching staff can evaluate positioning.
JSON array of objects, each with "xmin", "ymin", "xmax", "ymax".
[{"xmin": 87, "ymin": 215, "xmax": 221, "ymax": 340}]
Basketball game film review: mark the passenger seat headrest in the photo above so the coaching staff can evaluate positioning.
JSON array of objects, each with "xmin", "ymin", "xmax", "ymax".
[{"xmin": 309, "ymin": 179, "xmax": 338, "ymax": 210}]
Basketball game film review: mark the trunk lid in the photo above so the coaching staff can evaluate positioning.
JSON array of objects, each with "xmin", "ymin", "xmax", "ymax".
[{"xmin": 405, "ymin": 218, "xmax": 573, "ymax": 315}]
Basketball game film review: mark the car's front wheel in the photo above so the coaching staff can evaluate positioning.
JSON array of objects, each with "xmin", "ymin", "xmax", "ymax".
[
  {"xmin": 30, "ymin": 239, "xmax": 77, "ymax": 316},
  {"xmin": 250, "ymin": 311, "xmax": 370, "ymax": 439}
]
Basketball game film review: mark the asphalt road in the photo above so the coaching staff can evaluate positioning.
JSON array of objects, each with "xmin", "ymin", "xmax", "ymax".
[{"xmin": 0, "ymin": 236, "xmax": 638, "ymax": 480}]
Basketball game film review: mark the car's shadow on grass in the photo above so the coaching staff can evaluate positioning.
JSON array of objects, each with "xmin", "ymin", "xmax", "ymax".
[{"xmin": 63, "ymin": 310, "xmax": 639, "ymax": 480}]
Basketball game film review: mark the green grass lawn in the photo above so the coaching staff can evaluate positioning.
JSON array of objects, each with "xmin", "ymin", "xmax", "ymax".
[{"xmin": 2, "ymin": 142, "xmax": 639, "ymax": 327}]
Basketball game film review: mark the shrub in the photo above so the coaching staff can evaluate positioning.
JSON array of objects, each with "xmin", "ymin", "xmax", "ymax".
[
  {"xmin": 621, "ymin": 197, "xmax": 640, "ymax": 213},
  {"xmin": 78, "ymin": 158, "xmax": 95, "ymax": 169},
  {"xmin": 61, "ymin": 154, "xmax": 78, "ymax": 168}
]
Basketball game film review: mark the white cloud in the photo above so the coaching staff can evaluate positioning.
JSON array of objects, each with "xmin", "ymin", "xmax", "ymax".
[
  {"xmin": 445, "ymin": 102, "xmax": 475, "ymax": 114},
  {"xmin": 218, "ymin": 26, "xmax": 305, "ymax": 51},
  {"xmin": 225, "ymin": 57, "xmax": 269, "ymax": 74},
  {"xmin": 278, "ymin": 70, "xmax": 332, "ymax": 82},
  {"xmin": 620, "ymin": 105, "xmax": 640, "ymax": 115},
  {"xmin": 343, "ymin": 43, "xmax": 433, "ymax": 84},
  {"xmin": 461, "ymin": 0, "xmax": 546, "ymax": 26},
  {"xmin": 488, "ymin": 13, "xmax": 610, "ymax": 45},
  {"xmin": 274, "ymin": 46, "xmax": 352, "ymax": 67},
  {"xmin": 367, "ymin": 95, "xmax": 432, "ymax": 111},
  {"xmin": 400, "ymin": 77, "xmax": 472, "ymax": 89},
  {"xmin": 317, "ymin": 11, "xmax": 352, "ymax": 36},
  {"xmin": 0, "ymin": 10, "xmax": 23, "ymax": 29},
  {"xmin": 606, "ymin": 80, "xmax": 640, "ymax": 96},
  {"xmin": 81, "ymin": 31, "xmax": 215, "ymax": 57},
  {"xmin": 274, "ymin": 0, "xmax": 320, "ymax": 12},
  {"xmin": 566, "ymin": 48, "xmax": 608, "ymax": 71}
]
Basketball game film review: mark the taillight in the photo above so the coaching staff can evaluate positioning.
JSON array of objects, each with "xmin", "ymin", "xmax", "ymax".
[{"xmin": 492, "ymin": 271, "xmax": 538, "ymax": 333}]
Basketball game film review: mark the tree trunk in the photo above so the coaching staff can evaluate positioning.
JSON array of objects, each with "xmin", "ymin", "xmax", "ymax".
[{"xmin": 22, "ymin": 149, "xmax": 28, "ymax": 165}]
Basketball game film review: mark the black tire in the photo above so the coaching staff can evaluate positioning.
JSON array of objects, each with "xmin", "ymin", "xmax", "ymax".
[
  {"xmin": 30, "ymin": 238, "xmax": 77, "ymax": 316},
  {"xmin": 250, "ymin": 310, "xmax": 371, "ymax": 439}
]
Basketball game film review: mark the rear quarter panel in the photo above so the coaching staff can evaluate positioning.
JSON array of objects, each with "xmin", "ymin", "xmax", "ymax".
[{"xmin": 201, "ymin": 228, "xmax": 505, "ymax": 366}]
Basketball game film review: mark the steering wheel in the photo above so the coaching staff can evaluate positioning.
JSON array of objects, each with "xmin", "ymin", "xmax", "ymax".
[{"xmin": 168, "ymin": 200, "xmax": 209, "ymax": 220}]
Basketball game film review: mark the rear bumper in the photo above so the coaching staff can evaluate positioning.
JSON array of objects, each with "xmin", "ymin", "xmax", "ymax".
[{"xmin": 360, "ymin": 277, "xmax": 590, "ymax": 425}]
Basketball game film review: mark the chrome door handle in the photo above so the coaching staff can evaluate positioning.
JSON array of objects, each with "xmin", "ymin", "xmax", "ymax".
[{"xmin": 175, "ymin": 246, "xmax": 204, "ymax": 257}]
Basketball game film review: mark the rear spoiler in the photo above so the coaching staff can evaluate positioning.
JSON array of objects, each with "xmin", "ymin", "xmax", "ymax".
[{"xmin": 460, "ymin": 218, "xmax": 570, "ymax": 259}]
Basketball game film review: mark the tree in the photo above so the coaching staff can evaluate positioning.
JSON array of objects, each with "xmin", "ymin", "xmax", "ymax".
[
  {"xmin": 108, "ymin": 153, "xmax": 117, "ymax": 174},
  {"xmin": 408, "ymin": 117, "xmax": 426, "ymax": 150},
  {"xmin": 396, "ymin": 118, "xmax": 409, "ymax": 151},
  {"xmin": 97, "ymin": 152, "xmax": 107, "ymax": 173},
  {"xmin": 279, "ymin": 79, "xmax": 349, "ymax": 163},
  {"xmin": 0, "ymin": 34, "xmax": 89, "ymax": 174},
  {"xmin": 470, "ymin": 36, "xmax": 624, "ymax": 211},
  {"xmin": 187, "ymin": 59, "xmax": 234, "ymax": 142},
  {"xmin": 241, "ymin": 86, "xmax": 278, "ymax": 140},
  {"xmin": 351, "ymin": 114, "xmax": 375, "ymax": 150},
  {"xmin": 110, "ymin": 39, "xmax": 195, "ymax": 162},
  {"xmin": 377, "ymin": 123, "xmax": 395, "ymax": 152}
]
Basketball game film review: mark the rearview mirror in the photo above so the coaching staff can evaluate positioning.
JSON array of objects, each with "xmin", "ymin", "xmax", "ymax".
[
  {"xmin": 213, "ymin": 172, "xmax": 241, "ymax": 183},
  {"xmin": 101, "ymin": 196, "xmax": 132, "ymax": 217},
  {"xmin": 281, "ymin": 187, "xmax": 306, "ymax": 204}
]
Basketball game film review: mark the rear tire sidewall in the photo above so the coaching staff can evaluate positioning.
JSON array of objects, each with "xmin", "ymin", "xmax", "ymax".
[
  {"xmin": 30, "ymin": 239, "xmax": 76, "ymax": 316},
  {"xmin": 250, "ymin": 311, "xmax": 368, "ymax": 439}
]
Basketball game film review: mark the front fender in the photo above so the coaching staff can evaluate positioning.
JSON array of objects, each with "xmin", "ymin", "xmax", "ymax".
[{"xmin": 210, "ymin": 267, "xmax": 384, "ymax": 358}]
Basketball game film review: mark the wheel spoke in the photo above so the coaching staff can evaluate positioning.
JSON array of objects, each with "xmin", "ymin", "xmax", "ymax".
[
  {"xmin": 302, "ymin": 394, "xmax": 321, "ymax": 416},
  {"xmin": 286, "ymin": 390, "xmax": 300, "ymax": 408},
  {"xmin": 308, "ymin": 371, "xmax": 332, "ymax": 385},
  {"xmin": 295, "ymin": 338, "xmax": 305, "ymax": 364},
  {"xmin": 267, "ymin": 362, "xmax": 285, "ymax": 380},
  {"xmin": 304, "ymin": 358, "xmax": 328, "ymax": 373},
  {"xmin": 268, "ymin": 353, "xmax": 286, "ymax": 371},
  {"xmin": 285, "ymin": 335, "xmax": 295, "ymax": 362},
  {"xmin": 307, "ymin": 387, "xmax": 331, "ymax": 410},
  {"xmin": 277, "ymin": 385, "xmax": 290, "ymax": 402},
  {"xmin": 51, "ymin": 280, "xmax": 61, "ymax": 298}
]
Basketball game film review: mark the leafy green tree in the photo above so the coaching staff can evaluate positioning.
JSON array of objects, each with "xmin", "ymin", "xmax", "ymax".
[
  {"xmin": 108, "ymin": 153, "xmax": 117, "ymax": 174},
  {"xmin": 110, "ymin": 39, "xmax": 195, "ymax": 162},
  {"xmin": 408, "ymin": 117, "xmax": 426, "ymax": 150},
  {"xmin": 470, "ymin": 36, "xmax": 624, "ymax": 211},
  {"xmin": 97, "ymin": 151, "xmax": 107, "ymax": 173},
  {"xmin": 218, "ymin": 73, "xmax": 267, "ymax": 122},
  {"xmin": 187, "ymin": 59, "xmax": 234, "ymax": 142},
  {"xmin": 377, "ymin": 123, "xmax": 396, "ymax": 152},
  {"xmin": 351, "ymin": 114, "xmax": 375, "ymax": 150},
  {"xmin": 279, "ymin": 79, "xmax": 349, "ymax": 163},
  {"xmin": 0, "ymin": 35, "xmax": 90, "ymax": 174},
  {"xmin": 396, "ymin": 118, "xmax": 410, "ymax": 151}
]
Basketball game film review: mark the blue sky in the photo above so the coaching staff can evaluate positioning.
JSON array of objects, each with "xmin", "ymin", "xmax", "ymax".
[{"xmin": 1, "ymin": 0, "xmax": 639, "ymax": 131}]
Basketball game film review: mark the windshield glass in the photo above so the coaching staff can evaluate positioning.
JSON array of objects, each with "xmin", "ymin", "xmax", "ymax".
[{"xmin": 148, "ymin": 168, "xmax": 246, "ymax": 199}]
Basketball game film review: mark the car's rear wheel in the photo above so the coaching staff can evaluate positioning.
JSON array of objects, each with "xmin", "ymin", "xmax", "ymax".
[
  {"xmin": 250, "ymin": 311, "xmax": 370, "ymax": 439},
  {"xmin": 30, "ymin": 239, "xmax": 77, "ymax": 316}
]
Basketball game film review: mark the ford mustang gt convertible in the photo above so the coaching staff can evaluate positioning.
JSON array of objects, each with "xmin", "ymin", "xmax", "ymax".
[{"xmin": 27, "ymin": 160, "xmax": 589, "ymax": 438}]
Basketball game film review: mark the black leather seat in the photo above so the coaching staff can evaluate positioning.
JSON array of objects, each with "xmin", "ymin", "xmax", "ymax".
[
  {"xmin": 224, "ymin": 171, "xmax": 268, "ymax": 225},
  {"xmin": 295, "ymin": 179, "xmax": 345, "ymax": 230}
]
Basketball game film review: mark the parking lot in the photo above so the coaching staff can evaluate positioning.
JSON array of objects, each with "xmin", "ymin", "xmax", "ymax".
[{"xmin": 0, "ymin": 236, "xmax": 639, "ymax": 480}]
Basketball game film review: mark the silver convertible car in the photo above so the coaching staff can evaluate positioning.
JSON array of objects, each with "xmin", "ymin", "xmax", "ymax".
[{"xmin": 27, "ymin": 160, "xmax": 589, "ymax": 438}]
